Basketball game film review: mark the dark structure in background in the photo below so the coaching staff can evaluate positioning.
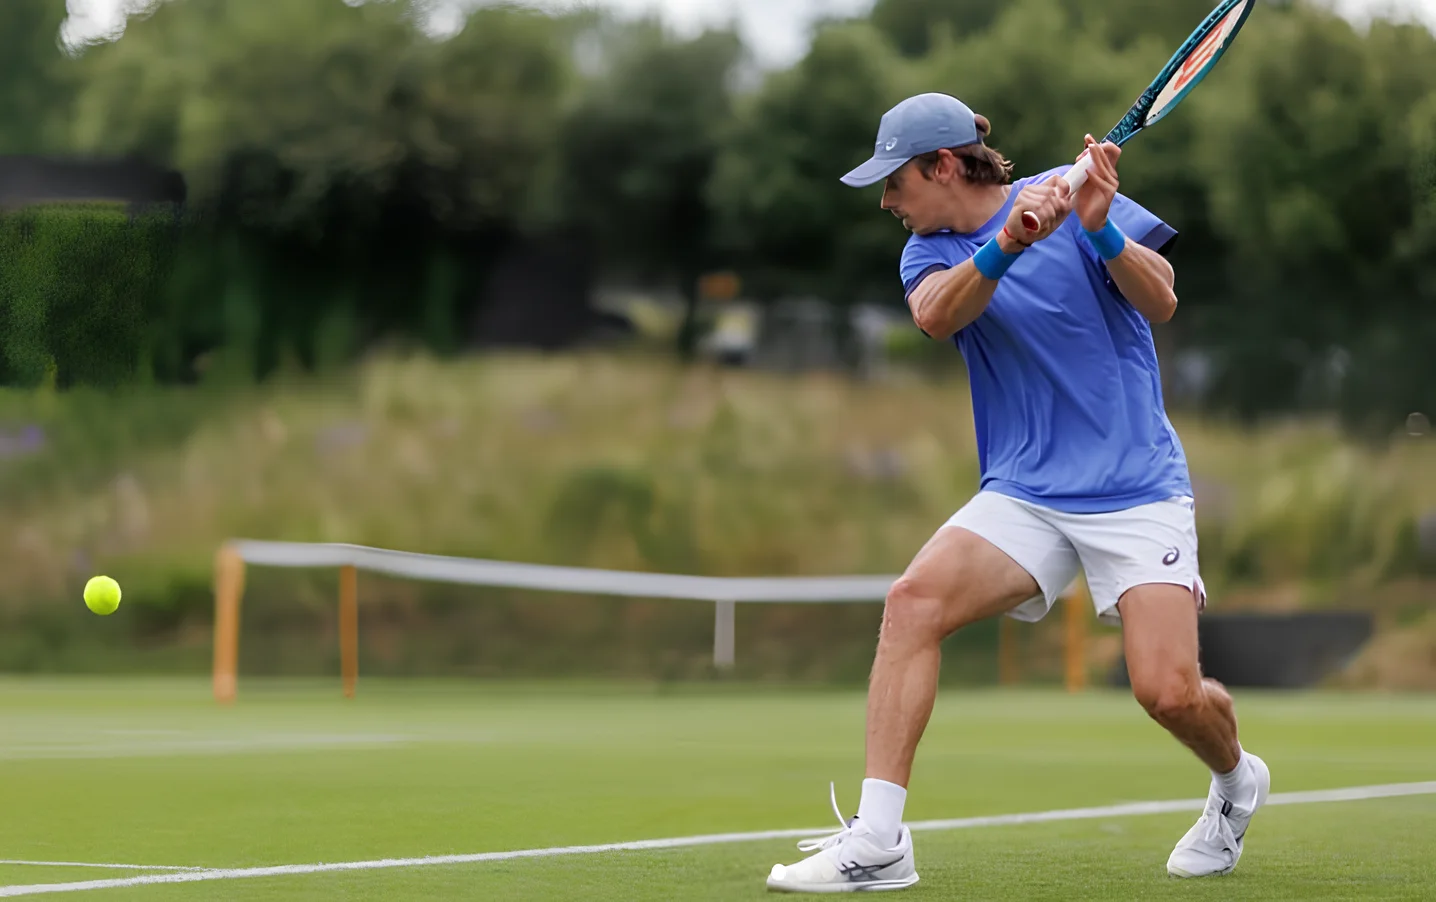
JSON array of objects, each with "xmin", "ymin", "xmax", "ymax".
[
  {"xmin": 468, "ymin": 229, "xmax": 629, "ymax": 350},
  {"xmin": 0, "ymin": 155, "xmax": 187, "ymax": 211},
  {"xmin": 1110, "ymin": 612, "xmax": 1376, "ymax": 688}
]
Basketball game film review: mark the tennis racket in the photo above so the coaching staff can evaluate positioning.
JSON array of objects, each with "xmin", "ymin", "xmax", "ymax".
[{"xmin": 1021, "ymin": 0, "xmax": 1255, "ymax": 233}]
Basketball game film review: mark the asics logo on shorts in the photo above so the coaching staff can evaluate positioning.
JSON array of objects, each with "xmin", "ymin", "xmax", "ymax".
[{"xmin": 1163, "ymin": 547, "xmax": 1181, "ymax": 566}]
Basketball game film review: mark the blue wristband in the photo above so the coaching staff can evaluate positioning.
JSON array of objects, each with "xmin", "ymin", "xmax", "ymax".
[
  {"xmin": 972, "ymin": 236, "xmax": 1022, "ymax": 281},
  {"xmin": 1084, "ymin": 219, "xmax": 1127, "ymax": 261}
]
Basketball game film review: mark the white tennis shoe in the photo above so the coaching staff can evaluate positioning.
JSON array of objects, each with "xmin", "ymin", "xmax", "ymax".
[
  {"xmin": 1167, "ymin": 753, "xmax": 1271, "ymax": 878},
  {"xmin": 766, "ymin": 784, "xmax": 919, "ymax": 893}
]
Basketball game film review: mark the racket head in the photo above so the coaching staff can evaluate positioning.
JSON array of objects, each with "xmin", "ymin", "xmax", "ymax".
[{"xmin": 1105, "ymin": 0, "xmax": 1256, "ymax": 146}]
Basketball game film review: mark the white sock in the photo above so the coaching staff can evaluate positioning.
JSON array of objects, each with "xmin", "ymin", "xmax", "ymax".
[
  {"xmin": 855, "ymin": 778, "xmax": 906, "ymax": 847},
  {"xmin": 1214, "ymin": 749, "xmax": 1252, "ymax": 802}
]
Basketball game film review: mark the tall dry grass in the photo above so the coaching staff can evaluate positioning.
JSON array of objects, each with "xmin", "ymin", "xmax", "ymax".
[{"xmin": 1, "ymin": 351, "xmax": 1431, "ymax": 678}]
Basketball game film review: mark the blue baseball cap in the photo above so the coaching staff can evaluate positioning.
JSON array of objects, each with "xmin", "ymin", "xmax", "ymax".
[{"xmin": 840, "ymin": 93, "xmax": 983, "ymax": 188}]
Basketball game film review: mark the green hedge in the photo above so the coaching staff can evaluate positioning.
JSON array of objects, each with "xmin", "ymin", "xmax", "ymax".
[{"xmin": 0, "ymin": 204, "xmax": 181, "ymax": 389}]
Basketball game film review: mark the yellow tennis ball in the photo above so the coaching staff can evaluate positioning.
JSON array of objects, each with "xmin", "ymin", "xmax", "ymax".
[{"xmin": 84, "ymin": 576, "xmax": 122, "ymax": 615}]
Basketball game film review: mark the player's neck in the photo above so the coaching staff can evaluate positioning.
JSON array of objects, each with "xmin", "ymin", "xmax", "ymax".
[{"xmin": 944, "ymin": 183, "xmax": 1011, "ymax": 234}]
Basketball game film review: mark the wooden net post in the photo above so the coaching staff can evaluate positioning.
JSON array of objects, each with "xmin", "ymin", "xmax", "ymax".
[
  {"xmin": 1064, "ymin": 582, "xmax": 1090, "ymax": 693},
  {"xmin": 213, "ymin": 544, "xmax": 247, "ymax": 705},
  {"xmin": 340, "ymin": 564, "xmax": 358, "ymax": 699}
]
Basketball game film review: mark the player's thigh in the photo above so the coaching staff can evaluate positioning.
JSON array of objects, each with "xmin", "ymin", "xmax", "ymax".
[
  {"xmin": 889, "ymin": 494, "xmax": 1075, "ymax": 636},
  {"xmin": 1117, "ymin": 583, "xmax": 1202, "ymax": 707}
]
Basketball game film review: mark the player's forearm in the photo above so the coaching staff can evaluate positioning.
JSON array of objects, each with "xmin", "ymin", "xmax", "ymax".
[{"xmin": 1106, "ymin": 241, "xmax": 1177, "ymax": 324}]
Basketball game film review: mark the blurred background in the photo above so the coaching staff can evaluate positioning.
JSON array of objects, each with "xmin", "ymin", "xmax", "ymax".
[{"xmin": 2, "ymin": 0, "xmax": 1434, "ymax": 691}]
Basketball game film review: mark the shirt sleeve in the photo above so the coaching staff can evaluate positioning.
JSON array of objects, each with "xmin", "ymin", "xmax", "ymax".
[
  {"xmin": 1108, "ymin": 192, "xmax": 1177, "ymax": 255},
  {"xmin": 900, "ymin": 236, "xmax": 955, "ymax": 299}
]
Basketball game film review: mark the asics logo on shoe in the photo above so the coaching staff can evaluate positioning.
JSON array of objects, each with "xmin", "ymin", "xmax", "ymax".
[
  {"xmin": 1163, "ymin": 547, "xmax": 1181, "ymax": 566},
  {"xmin": 839, "ymin": 857, "xmax": 902, "ymax": 882}
]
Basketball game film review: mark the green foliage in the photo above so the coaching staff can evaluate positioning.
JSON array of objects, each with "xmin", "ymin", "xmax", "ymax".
[
  {"xmin": 0, "ymin": 0, "xmax": 1428, "ymax": 431},
  {"xmin": 709, "ymin": 23, "xmax": 911, "ymax": 304},
  {"xmin": 870, "ymin": 0, "xmax": 1001, "ymax": 56},
  {"xmin": 1186, "ymin": 11, "xmax": 1436, "ymax": 428},
  {"xmin": 0, "ymin": 205, "xmax": 179, "ymax": 388},
  {"xmin": 554, "ymin": 20, "xmax": 743, "ymax": 353},
  {"xmin": 0, "ymin": 0, "xmax": 73, "ymax": 153},
  {"xmin": 71, "ymin": 0, "xmax": 573, "ymax": 233}
]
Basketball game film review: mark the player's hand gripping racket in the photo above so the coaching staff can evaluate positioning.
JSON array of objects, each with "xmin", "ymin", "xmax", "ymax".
[{"xmin": 1020, "ymin": 0, "xmax": 1255, "ymax": 233}]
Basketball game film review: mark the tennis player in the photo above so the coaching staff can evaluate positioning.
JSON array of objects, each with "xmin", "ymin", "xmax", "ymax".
[{"xmin": 766, "ymin": 92, "xmax": 1269, "ymax": 893}]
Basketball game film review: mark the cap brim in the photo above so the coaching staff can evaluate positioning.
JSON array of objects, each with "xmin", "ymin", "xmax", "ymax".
[{"xmin": 840, "ymin": 155, "xmax": 906, "ymax": 188}]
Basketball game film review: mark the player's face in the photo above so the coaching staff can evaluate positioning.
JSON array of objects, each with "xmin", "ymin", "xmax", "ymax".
[{"xmin": 880, "ymin": 161, "xmax": 945, "ymax": 235}]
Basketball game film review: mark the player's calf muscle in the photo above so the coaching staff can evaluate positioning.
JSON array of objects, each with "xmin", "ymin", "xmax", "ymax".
[{"xmin": 1131, "ymin": 669, "xmax": 1241, "ymax": 772}]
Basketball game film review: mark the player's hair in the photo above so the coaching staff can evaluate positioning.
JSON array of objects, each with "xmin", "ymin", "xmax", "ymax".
[{"xmin": 913, "ymin": 114, "xmax": 1014, "ymax": 186}]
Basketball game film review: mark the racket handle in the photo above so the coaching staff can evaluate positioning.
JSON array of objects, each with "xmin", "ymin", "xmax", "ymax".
[
  {"xmin": 1019, "ymin": 150, "xmax": 1097, "ymax": 234},
  {"xmin": 1063, "ymin": 150, "xmax": 1095, "ymax": 193}
]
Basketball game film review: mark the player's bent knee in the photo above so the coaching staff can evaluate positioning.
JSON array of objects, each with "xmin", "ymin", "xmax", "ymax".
[
  {"xmin": 880, "ymin": 577, "xmax": 948, "ymax": 646},
  {"xmin": 1133, "ymin": 673, "xmax": 1203, "ymax": 726}
]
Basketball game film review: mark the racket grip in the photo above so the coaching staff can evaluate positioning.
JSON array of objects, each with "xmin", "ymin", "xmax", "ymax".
[
  {"xmin": 1019, "ymin": 151, "xmax": 1096, "ymax": 234},
  {"xmin": 1063, "ymin": 151, "xmax": 1095, "ymax": 193}
]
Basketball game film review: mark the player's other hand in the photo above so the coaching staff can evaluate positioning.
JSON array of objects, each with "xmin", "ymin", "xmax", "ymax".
[
  {"xmin": 1006, "ymin": 175, "xmax": 1073, "ymax": 245},
  {"xmin": 1075, "ymin": 135, "xmax": 1121, "ymax": 232}
]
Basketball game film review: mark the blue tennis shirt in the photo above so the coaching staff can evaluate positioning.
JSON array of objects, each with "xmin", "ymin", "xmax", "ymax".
[{"xmin": 901, "ymin": 165, "xmax": 1191, "ymax": 514}]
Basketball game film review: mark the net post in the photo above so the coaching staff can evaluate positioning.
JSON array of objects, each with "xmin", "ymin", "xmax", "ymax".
[
  {"xmin": 713, "ymin": 600, "xmax": 735, "ymax": 670},
  {"xmin": 213, "ymin": 543, "xmax": 247, "ymax": 705},
  {"xmin": 998, "ymin": 616, "xmax": 1020, "ymax": 686},
  {"xmin": 340, "ymin": 564, "xmax": 358, "ymax": 699},
  {"xmin": 1064, "ymin": 582, "xmax": 1090, "ymax": 693}
]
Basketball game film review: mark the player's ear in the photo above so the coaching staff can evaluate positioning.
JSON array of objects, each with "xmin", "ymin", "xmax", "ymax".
[{"xmin": 940, "ymin": 149, "xmax": 964, "ymax": 183}]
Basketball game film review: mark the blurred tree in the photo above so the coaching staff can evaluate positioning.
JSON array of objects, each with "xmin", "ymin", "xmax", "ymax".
[
  {"xmin": 554, "ymin": 19, "xmax": 744, "ymax": 357},
  {"xmin": 71, "ymin": 0, "xmax": 571, "ymax": 233},
  {"xmin": 870, "ymin": 0, "xmax": 1220, "ymax": 59},
  {"xmin": 1191, "ymin": 7, "xmax": 1436, "ymax": 429},
  {"xmin": 65, "ymin": 0, "xmax": 575, "ymax": 378},
  {"xmin": 7, "ymin": 0, "xmax": 1432, "ymax": 433},
  {"xmin": 709, "ymin": 23, "xmax": 911, "ymax": 315},
  {"xmin": 1062, "ymin": 0, "xmax": 1235, "ymax": 48},
  {"xmin": 915, "ymin": 0, "xmax": 1150, "ymax": 174},
  {"xmin": 870, "ymin": 0, "xmax": 999, "ymax": 57},
  {"xmin": 0, "ymin": 0, "xmax": 73, "ymax": 153}
]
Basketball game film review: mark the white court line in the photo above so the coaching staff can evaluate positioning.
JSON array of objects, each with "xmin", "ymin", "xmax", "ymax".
[
  {"xmin": 2, "ymin": 780, "xmax": 1432, "ymax": 897},
  {"xmin": 0, "ymin": 734, "xmax": 412, "ymax": 761},
  {"xmin": 0, "ymin": 864, "xmax": 204, "ymax": 873}
]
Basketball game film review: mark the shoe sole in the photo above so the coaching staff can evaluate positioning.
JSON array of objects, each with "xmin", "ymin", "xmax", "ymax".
[
  {"xmin": 1168, "ymin": 753, "xmax": 1272, "ymax": 879},
  {"xmin": 766, "ymin": 875, "xmax": 920, "ymax": 893}
]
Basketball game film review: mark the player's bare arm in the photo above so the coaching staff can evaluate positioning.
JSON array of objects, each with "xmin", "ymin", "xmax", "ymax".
[
  {"xmin": 904, "ymin": 260, "xmax": 997, "ymax": 340},
  {"xmin": 1108, "ymin": 241, "xmax": 1178, "ymax": 323},
  {"xmin": 906, "ymin": 179, "xmax": 1073, "ymax": 340},
  {"xmin": 1075, "ymin": 136, "xmax": 1179, "ymax": 323}
]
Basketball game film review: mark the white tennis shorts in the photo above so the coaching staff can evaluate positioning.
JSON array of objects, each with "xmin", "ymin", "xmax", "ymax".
[{"xmin": 944, "ymin": 491, "xmax": 1207, "ymax": 625}]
